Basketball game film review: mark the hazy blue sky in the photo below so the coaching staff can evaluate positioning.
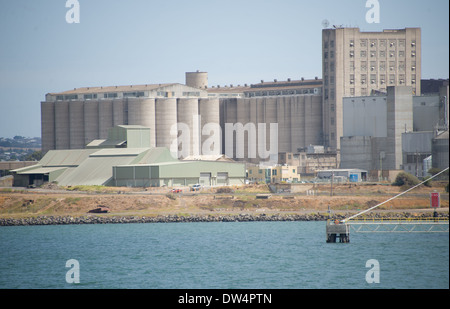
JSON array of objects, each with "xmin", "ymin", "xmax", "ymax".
[{"xmin": 0, "ymin": 0, "xmax": 448, "ymax": 138}]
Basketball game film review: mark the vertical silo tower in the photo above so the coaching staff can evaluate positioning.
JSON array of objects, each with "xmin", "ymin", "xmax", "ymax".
[
  {"xmin": 177, "ymin": 98, "xmax": 200, "ymax": 158},
  {"xmin": 55, "ymin": 101, "xmax": 70, "ymax": 149},
  {"xmin": 185, "ymin": 71, "xmax": 208, "ymax": 89},
  {"xmin": 127, "ymin": 98, "xmax": 156, "ymax": 147},
  {"xmin": 69, "ymin": 100, "xmax": 85, "ymax": 149},
  {"xmin": 199, "ymin": 98, "xmax": 221, "ymax": 155},
  {"xmin": 155, "ymin": 98, "xmax": 178, "ymax": 154},
  {"xmin": 84, "ymin": 100, "xmax": 99, "ymax": 146},
  {"xmin": 98, "ymin": 100, "xmax": 113, "ymax": 139}
]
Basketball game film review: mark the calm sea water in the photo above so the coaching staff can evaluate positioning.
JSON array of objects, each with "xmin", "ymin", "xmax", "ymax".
[{"xmin": 0, "ymin": 221, "xmax": 448, "ymax": 289}]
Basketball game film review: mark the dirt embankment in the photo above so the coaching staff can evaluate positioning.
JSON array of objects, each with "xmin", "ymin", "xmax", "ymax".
[{"xmin": 0, "ymin": 182, "xmax": 448, "ymax": 219}]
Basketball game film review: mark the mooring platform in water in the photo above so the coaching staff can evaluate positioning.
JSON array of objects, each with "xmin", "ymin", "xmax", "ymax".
[{"xmin": 326, "ymin": 220, "xmax": 350, "ymax": 243}]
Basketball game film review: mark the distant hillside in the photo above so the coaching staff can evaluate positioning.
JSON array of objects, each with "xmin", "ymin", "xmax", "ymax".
[
  {"xmin": 0, "ymin": 136, "xmax": 41, "ymax": 149},
  {"xmin": 0, "ymin": 136, "xmax": 41, "ymax": 162}
]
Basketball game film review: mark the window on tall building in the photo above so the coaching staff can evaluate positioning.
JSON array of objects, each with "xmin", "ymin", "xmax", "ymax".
[
  {"xmin": 330, "ymin": 51, "xmax": 334, "ymax": 58},
  {"xmin": 370, "ymin": 74, "xmax": 377, "ymax": 84},
  {"xmin": 399, "ymin": 39, "xmax": 405, "ymax": 47},
  {"xmin": 64, "ymin": 94, "xmax": 78, "ymax": 100},
  {"xmin": 330, "ymin": 62, "xmax": 334, "ymax": 72},
  {"xmin": 389, "ymin": 61, "xmax": 395, "ymax": 71},
  {"xmin": 84, "ymin": 94, "xmax": 98, "ymax": 100},
  {"xmin": 399, "ymin": 51, "xmax": 405, "ymax": 58},
  {"xmin": 350, "ymin": 61, "xmax": 355, "ymax": 71},
  {"xmin": 389, "ymin": 74, "xmax": 395, "ymax": 84},
  {"xmin": 350, "ymin": 88, "xmax": 355, "ymax": 95},
  {"xmin": 380, "ymin": 40, "xmax": 386, "ymax": 48},
  {"xmin": 399, "ymin": 61, "xmax": 405, "ymax": 72},
  {"xmin": 360, "ymin": 39, "xmax": 367, "ymax": 47},
  {"xmin": 349, "ymin": 40, "xmax": 354, "ymax": 47},
  {"xmin": 104, "ymin": 93, "xmax": 118, "ymax": 98},
  {"xmin": 361, "ymin": 50, "xmax": 367, "ymax": 57},
  {"xmin": 380, "ymin": 61, "xmax": 386, "ymax": 71},
  {"xmin": 324, "ymin": 52, "xmax": 328, "ymax": 59},
  {"xmin": 361, "ymin": 61, "xmax": 367, "ymax": 71},
  {"xmin": 330, "ymin": 40, "xmax": 334, "ymax": 48},
  {"xmin": 380, "ymin": 50, "xmax": 386, "ymax": 58}
]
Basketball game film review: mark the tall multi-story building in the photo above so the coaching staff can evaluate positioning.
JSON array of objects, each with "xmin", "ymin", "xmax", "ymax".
[{"xmin": 322, "ymin": 27, "xmax": 421, "ymax": 153}]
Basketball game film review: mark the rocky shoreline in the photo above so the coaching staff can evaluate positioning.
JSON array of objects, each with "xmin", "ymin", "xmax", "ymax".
[{"xmin": 0, "ymin": 211, "xmax": 447, "ymax": 227}]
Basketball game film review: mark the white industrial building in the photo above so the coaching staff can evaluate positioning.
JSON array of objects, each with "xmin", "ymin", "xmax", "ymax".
[{"xmin": 340, "ymin": 85, "xmax": 448, "ymax": 180}]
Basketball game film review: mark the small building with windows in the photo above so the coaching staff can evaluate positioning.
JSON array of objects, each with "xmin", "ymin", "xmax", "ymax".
[{"xmin": 247, "ymin": 165, "xmax": 300, "ymax": 184}]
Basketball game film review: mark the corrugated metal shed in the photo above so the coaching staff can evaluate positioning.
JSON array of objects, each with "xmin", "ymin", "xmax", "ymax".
[
  {"xmin": 56, "ymin": 148, "xmax": 149, "ymax": 186},
  {"xmin": 39, "ymin": 149, "xmax": 98, "ymax": 167}
]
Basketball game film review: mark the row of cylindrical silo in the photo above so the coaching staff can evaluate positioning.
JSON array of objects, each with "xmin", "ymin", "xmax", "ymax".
[
  {"xmin": 41, "ymin": 98, "xmax": 221, "ymax": 158},
  {"xmin": 220, "ymin": 96, "xmax": 323, "ymax": 163}
]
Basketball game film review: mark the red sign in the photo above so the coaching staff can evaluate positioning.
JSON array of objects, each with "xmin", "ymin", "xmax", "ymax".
[{"xmin": 430, "ymin": 192, "xmax": 440, "ymax": 208}]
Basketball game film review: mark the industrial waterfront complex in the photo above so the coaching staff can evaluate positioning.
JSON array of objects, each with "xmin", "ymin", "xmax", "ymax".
[{"xmin": 9, "ymin": 27, "xmax": 450, "ymax": 188}]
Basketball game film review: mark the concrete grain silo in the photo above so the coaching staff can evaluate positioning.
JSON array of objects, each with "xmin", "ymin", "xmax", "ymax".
[
  {"xmin": 113, "ymin": 99, "xmax": 125, "ymax": 127},
  {"xmin": 305, "ymin": 95, "xmax": 323, "ymax": 146},
  {"xmin": 155, "ymin": 98, "xmax": 177, "ymax": 152},
  {"xmin": 177, "ymin": 98, "xmax": 200, "ymax": 158},
  {"xmin": 260, "ymin": 97, "xmax": 279, "ymax": 161},
  {"xmin": 290, "ymin": 96, "xmax": 305, "ymax": 152},
  {"xmin": 55, "ymin": 101, "xmax": 70, "ymax": 149},
  {"xmin": 41, "ymin": 101, "xmax": 55, "ymax": 154},
  {"xmin": 69, "ymin": 100, "xmax": 85, "ymax": 149},
  {"xmin": 127, "ymin": 98, "xmax": 156, "ymax": 147},
  {"xmin": 98, "ymin": 100, "xmax": 113, "ymax": 139},
  {"xmin": 84, "ymin": 100, "xmax": 99, "ymax": 146},
  {"xmin": 199, "ymin": 98, "xmax": 221, "ymax": 155},
  {"xmin": 185, "ymin": 71, "xmax": 208, "ymax": 89},
  {"xmin": 276, "ymin": 97, "xmax": 292, "ymax": 153},
  {"xmin": 236, "ymin": 98, "xmax": 254, "ymax": 160}
]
